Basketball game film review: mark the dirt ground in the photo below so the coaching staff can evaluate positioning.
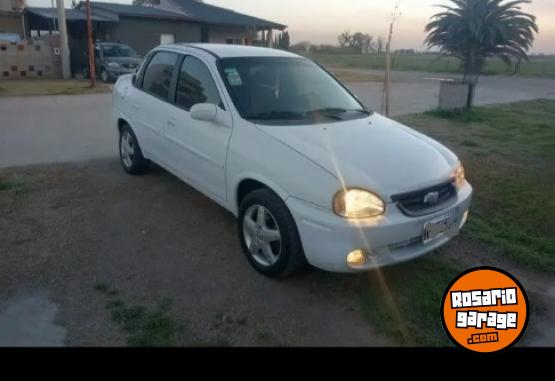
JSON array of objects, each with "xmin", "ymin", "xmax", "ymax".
[
  {"xmin": 1, "ymin": 159, "xmax": 553, "ymax": 346},
  {"xmin": 0, "ymin": 159, "xmax": 393, "ymax": 346}
]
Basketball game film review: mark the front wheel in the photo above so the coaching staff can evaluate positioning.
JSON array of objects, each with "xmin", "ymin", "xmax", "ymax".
[{"xmin": 238, "ymin": 189, "xmax": 306, "ymax": 278}]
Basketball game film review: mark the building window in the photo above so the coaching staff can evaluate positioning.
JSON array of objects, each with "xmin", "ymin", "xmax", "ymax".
[
  {"xmin": 160, "ymin": 34, "xmax": 175, "ymax": 45},
  {"xmin": 225, "ymin": 38, "xmax": 244, "ymax": 45}
]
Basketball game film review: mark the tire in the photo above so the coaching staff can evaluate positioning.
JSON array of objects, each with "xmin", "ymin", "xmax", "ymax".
[
  {"xmin": 238, "ymin": 188, "xmax": 306, "ymax": 278},
  {"xmin": 101, "ymin": 69, "xmax": 111, "ymax": 83},
  {"xmin": 119, "ymin": 124, "xmax": 150, "ymax": 175}
]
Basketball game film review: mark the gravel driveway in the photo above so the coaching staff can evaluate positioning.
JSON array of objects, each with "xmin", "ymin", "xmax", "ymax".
[{"xmin": 0, "ymin": 159, "xmax": 391, "ymax": 346}]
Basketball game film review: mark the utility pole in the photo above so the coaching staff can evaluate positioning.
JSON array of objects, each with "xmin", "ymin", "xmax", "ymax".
[
  {"xmin": 382, "ymin": 3, "xmax": 400, "ymax": 117},
  {"xmin": 55, "ymin": 0, "xmax": 71, "ymax": 79},
  {"xmin": 86, "ymin": 0, "xmax": 96, "ymax": 88}
]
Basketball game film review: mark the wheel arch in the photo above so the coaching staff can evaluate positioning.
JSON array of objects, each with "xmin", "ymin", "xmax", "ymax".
[
  {"xmin": 234, "ymin": 175, "xmax": 289, "ymax": 215},
  {"xmin": 117, "ymin": 118, "xmax": 129, "ymax": 133}
]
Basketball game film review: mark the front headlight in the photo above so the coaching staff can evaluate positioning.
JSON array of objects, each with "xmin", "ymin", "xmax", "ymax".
[
  {"xmin": 333, "ymin": 188, "xmax": 385, "ymax": 219},
  {"xmin": 453, "ymin": 162, "xmax": 466, "ymax": 189},
  {"xmin": 107, "ymin": 62, "xmax": 120, "ymax": 68}
]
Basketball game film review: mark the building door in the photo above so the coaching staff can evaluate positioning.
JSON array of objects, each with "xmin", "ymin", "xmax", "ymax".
[{"xmin": 160, "ymin": 34, "xmax": 175, "ymax": 45}]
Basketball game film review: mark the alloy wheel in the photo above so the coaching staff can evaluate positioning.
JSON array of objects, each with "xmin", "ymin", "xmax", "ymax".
[
  {"xmin": 120, "ymin": 131, "xmax": 135, "ymax": 169},
  {"xmin": 242, "ymin": 204, "xmax": 282, "ymax": 267}
]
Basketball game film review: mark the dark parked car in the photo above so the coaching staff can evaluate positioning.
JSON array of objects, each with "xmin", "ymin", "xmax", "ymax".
[{"xmin": 83, "ymin": 42, "xmax": 142, "ymax": 83}]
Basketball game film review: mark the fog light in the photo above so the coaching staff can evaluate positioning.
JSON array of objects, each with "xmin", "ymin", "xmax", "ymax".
[
  {"xmin": 347, "ymin": 249, "xmax": 367, "ymax": 267},
  {"xmin": 460, "ymin": 211, "xmax": 469, "ymax": 229}
]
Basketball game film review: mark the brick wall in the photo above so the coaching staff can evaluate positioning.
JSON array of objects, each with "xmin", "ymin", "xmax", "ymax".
[{"xmin": 0, "ymin": 36, "xmax": 61, "ymax": 79}]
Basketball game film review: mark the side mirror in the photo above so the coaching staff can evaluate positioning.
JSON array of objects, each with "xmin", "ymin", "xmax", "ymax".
[{"xmin": 190, "ymin": 103, "xmax": 218, "ymax": 123}]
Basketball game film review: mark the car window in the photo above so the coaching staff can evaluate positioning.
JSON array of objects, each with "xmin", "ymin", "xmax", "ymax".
[
  {"xmin": 175, "ymin": 56, "xmax": 222, "ymax": 110},
  {"xmin": 102, "ymin": 45, "xmax": 138, "ymax": 58},
  {"xmin": 142, "ymin": 51, "xmax": 178, "ymax": 100}
]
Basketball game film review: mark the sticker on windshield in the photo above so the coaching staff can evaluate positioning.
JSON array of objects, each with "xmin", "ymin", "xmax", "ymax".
[{"xmin": 224, "ymin": 68, "xmax": 243, "ymax": 86}]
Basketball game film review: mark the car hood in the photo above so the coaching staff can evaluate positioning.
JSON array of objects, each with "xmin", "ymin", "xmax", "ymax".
[
  {"xmin": 256, "ymin": 113, "xmax": 459, "ymax": 201},
  {"xmin": 105, "ymin": 57, "xmax": 142, "ymax": 65}
]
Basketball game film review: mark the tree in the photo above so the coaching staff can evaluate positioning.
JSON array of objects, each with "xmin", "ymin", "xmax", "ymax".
[
  {"xmin": 361, "ymin": 33, "xmax": 373, "ymax": 54},
  {"xmin": 425, "ymin": 0, "xmax": 538, "ymax": 107},
  {"xmin": 351, "ymin": 32, "xmax": 365, "ymax": 53},
  {"xmin": 338, "ymin": 31, "xmax": 352, "ymax": 48},
  {"xmin": 275, "ymin": 30, "xmax": 290, "ymax": 50},
  {"xmin": 376, "ymin": 36, "xmax": 385, "ymax": 55}
]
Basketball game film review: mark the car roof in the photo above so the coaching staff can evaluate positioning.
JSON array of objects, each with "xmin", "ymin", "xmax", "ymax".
[{"xmin": 163, "ymin": 43, "xmax": 301, "ymax": 59}]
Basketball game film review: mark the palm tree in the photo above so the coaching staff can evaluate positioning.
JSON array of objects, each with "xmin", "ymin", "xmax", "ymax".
[{"xmin": 425, "ymin": 0, "xmax": 538, "ymax": 107}]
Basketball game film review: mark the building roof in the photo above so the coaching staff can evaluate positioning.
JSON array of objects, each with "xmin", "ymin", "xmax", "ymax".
[
  {"xmin": 168, "ymin": 43, "xmax": 299, "ymax": 58},
  {"xmin": 167, "ymin": 0, "xmax": 286, "ymax": 30},
  {"xmin": 27, "ymin": 2, "xmax": 286, "ymax": 30},
  {"xmin": 86, "ymin": 2, "xmax": 200, "ymax": 22},
  {"xmin": 26, "ymin": 7, "xmax": 115, "ymax": 22}
]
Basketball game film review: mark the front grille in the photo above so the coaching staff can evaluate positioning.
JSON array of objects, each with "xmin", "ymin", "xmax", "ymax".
[{"xmin": 391, "ymin": 181, "xmax": 456, "ymax": 217}]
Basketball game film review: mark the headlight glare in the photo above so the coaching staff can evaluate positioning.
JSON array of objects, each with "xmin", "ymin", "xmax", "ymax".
[
  {"xmin": 454, "ymin": 162, "xmax": 466, "ymax": 189},
  {"xmin": 333, "ymin": 188, "xmax": 385, "ymax": 219}
]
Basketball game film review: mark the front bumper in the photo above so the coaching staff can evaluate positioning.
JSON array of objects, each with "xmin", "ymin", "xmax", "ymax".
[{"xmin": 286, "ymin": 182, "xmax": 473, "ymax": 273}]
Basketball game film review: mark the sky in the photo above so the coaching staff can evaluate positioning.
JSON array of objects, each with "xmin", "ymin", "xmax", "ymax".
[{"xmin": 26, "ymin": 0, "xmax": 555, "ymax": 53}]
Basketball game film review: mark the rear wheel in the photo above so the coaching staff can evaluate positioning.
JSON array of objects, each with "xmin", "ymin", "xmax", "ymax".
[
  {"xmin": 119, "ymin": 125, "xmax": 150, "ymax": 175},
  {"xmin": 238, "ymin": 189, "xmax": 306, "ymax": 278}
]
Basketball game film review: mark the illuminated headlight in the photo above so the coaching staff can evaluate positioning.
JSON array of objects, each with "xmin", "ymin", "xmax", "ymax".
[
  {"xmin": 453, "ymin": 162, "xmax": 466, "ymax": 189},
  {"xmin": 107, "ymin": 62, "xmax": 121, "ymax": 68},
  {"xmin": 333, "ymin": 188, "xmax": 385, "ymax": 219}
]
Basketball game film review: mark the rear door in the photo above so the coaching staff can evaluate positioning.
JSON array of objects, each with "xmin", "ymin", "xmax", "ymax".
[{"xmin": 129, "ymin": 51, "xmax": 179, "ymax": 162}]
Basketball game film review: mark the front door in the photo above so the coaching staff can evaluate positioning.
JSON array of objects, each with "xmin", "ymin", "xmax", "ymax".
[{"xmin": 164, "ymin": 55, "xmax": 233, "ymax": 201}]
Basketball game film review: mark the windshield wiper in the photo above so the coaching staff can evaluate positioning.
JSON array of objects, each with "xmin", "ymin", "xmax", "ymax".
[
  {"xmin": 309, "ymin": 107, "xmax": 371, "ymax": 116},
  {"xmin": 245, "ymin": 111, "xmax": 306, "ymax": 120}
]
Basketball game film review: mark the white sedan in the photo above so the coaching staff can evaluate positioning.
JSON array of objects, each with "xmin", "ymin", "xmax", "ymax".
[{"xmin": 112, "ymin": 43, "xmax": 472, "ymax": 277}]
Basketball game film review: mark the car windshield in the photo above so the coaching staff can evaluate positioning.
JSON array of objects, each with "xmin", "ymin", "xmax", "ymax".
[
  {"xmin": 102, "ymin": 45, "xmax": 139, "ymax": 58},
  {"xmin": 219, "ymin": 57, "xmax": 370, "ymax": 125}
]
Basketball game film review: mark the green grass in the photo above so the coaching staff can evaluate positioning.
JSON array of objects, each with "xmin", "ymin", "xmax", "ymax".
[
  {"xmin": 0, "ymin": 79, "xmax": 111, "ymax": 97},
  {"xmin": 303, "ymin": 53, "xmax": 555, "ymax": 78},
  {"xmin": 358, "ymin": 258, "xmax": 464, "ymax": 346},
  {"xmin": 399, "ymin": 99, "xmax": 555, "ymax": 272},
  {"xmin": 94, "ymin": 283, "xmax": 120, "ymax": 297},
  {"xmin": 95, "ymin": 285, "xmax": 185, "ymax": 347},
  {"xmin": 0, "ymin": 176, "xmax": 25, "ymax": 194},
  {"xmin": 0, "ymin": 178, "xmax": 12, "ymax": 191},
  {"xmin": 355, "ymin": 99, "xmax": 555, "ymax": 345},
  {"xmin": 107, "ymin": 299, "xmax": 184, "ymax": 347}
]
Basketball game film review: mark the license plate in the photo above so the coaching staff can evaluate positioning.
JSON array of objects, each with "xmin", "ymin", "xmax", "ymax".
[{"xmin": 423, "ymin": 213, "xmax": 452, "ymax": 244}]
